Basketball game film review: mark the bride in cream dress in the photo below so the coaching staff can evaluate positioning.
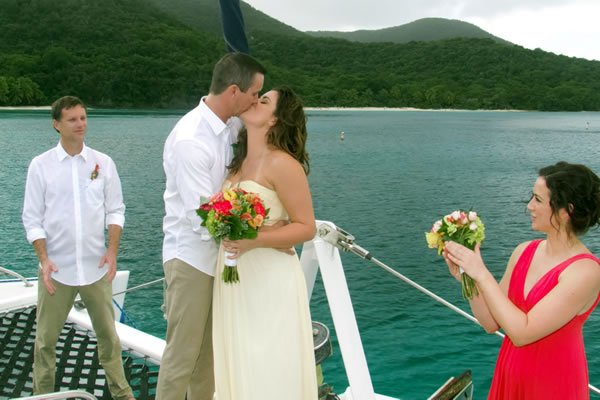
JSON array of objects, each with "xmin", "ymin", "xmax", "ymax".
[{"xmin": 212, "ymin": 86, "xmax": 318, "ymax": 399}]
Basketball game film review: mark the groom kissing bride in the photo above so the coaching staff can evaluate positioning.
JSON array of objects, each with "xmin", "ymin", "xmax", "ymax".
[{"xmin": 157, "ymin": 51, "xmax": 319, "ymax": 400}]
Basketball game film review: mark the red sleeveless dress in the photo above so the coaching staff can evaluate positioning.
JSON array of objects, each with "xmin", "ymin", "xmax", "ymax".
[{"xmin": 488, "ymin": 239, "xmax": 600, "ymax": 399}]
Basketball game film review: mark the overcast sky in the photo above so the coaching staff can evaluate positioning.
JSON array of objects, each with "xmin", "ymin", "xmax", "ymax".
[{"xmin": 243, "ymin": 0, "xmax": 600, "ymax": 61}]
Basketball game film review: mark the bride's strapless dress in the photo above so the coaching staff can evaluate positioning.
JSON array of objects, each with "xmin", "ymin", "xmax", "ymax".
[{"xmin": 213, "ymin": 180, "xmax": 317, "ymax": 400}]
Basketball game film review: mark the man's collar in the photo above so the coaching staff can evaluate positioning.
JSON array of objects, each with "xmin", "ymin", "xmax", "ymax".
[
  {"xmin": 199, "ymin": 97, "xmax": 230, "ymax": 136},
  {"xmin": 56, "ymin": 142, "xmax": 88, "ymax": 161}
]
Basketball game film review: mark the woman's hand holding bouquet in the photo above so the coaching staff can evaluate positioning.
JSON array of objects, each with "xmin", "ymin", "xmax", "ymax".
[
  {"xmin": 444, "ymin": 241, "xmax": 489, "ymax": 288},
  {"xmin": 425, "ymin": 210, "xmax": 485, "ymax": 299}
]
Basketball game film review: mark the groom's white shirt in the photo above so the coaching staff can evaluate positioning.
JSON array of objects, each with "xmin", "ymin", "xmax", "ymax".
[{"xmin": 162, "ymin": 97, "xmax": 241, "ymax": 276}]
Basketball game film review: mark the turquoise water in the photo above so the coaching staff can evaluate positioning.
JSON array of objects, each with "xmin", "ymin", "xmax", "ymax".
[{"xmin": 2, "ymin": 109, "xmax": 600, "ymax": 398}]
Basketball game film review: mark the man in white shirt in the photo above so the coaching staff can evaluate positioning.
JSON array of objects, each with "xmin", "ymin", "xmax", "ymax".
[
  {"xmin": 22, "ymin": 96, "xmax": 133, "ymax": 400},
  {"xmin": 157, "ymin": 53, "xmax": 265, "ymax": 400}
]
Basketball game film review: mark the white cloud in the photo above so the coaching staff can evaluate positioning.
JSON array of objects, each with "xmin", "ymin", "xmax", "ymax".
[
  {"xmin": 433, "ymin": 0, "xmax": 570, "ymax": 19},
  {"xmin": 243, "ymin": 0, "xmax": 600, "ymax": 61},
  {"xmin": 467, "ymin": 2, "xmax": 600, "ymax": 60}
]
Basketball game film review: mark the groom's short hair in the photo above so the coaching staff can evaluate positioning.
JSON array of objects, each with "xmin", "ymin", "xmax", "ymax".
[
  {"xmin": 209, "ymin": 52, "xmax": 266, "ymax": 95},
  {"xmin": 51, "ymin": 96, "xmax": 86, "ymax": 122}
]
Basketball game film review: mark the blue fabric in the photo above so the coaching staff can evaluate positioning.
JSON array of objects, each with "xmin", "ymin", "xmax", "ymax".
[
  {"xmin": 218, "ymin": 0, "xmax": 250, "ymax": 53},
  {"xmin": 113, "ymin": 298, "xmax": 137, "ymax": 328}
]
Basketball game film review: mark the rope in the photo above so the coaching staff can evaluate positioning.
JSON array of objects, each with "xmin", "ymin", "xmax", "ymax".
[
  {"xmin": 107, "ymin": 277, "xmax": 166, "ymax": 328},
  {"xmin": 0, "ymin": 266, "xmax": 34, "ymax": 287},
  {"xmin": 112, "ymin": 277, "xmax": 165, "ymax": 297},
  {"xmin": 367, "ymin": 256, "xmax": 600, "ymax": 396},
  {"xmin": 74, "ymin": 277, "xmax": 165, "ymax": 327},
  {"xmin": 112, "ymin": 299, "xmax": 137, "ymax": 329}
]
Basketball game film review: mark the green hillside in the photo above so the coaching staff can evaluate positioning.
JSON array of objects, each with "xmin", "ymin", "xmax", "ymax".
[
  {"xmin": 307, "ymin": 17, "xmax": 510, "ymax": 45},
  {"xmin": 1, "ymin": 0, "xmax": 600, "ymax": 111},
  {"xmin": 0, "ymin": 0, "xmax": 224, "ymax": 108},
  {"xmin": 146, "ymin": 0, "xmax": 304, "ymax": 37},
  {"xmin": 252, "ymin": 32, "xmax": 600, "ymax": 111}
]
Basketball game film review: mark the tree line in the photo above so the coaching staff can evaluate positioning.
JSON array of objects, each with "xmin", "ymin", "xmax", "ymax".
[
  {"xmin": 251, "ymin": 33, "xmax": 600, "ymax": 111},
  {"xmin": 1, "ymin": 0, "xmax": 600, "ymax": 111},
  {"xmin": 0, "ymin": 76, "xmax": 45, "ymax": 106}
]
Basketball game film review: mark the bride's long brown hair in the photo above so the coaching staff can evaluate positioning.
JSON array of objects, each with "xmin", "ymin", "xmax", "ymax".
[{"xmin": 228, "ymin": 86, "xmax": 310, "ymax": 175}]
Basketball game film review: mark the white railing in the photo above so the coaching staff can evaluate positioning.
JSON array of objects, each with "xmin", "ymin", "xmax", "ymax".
[{"xmin": 12, "ymin": 390, "xmax": 97, "ymax": 400}]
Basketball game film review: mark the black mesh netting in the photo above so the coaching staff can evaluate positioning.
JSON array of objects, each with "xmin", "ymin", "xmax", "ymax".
[{"xmin": 0, "ymin": 306, "xmax": 158, "ymax": 399}]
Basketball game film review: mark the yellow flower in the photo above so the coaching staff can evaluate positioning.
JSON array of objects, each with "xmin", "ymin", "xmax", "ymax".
[
  {"xmin": 223, "ymin": 189, "xmax": 238, "ymax": 201},
  {"xmin": 425, "ymin": 232, "xmax": 445, "ymax": 255},
  {"xmin": 248, "ymin": 214, "xmax": 264, "ymax": 229}
]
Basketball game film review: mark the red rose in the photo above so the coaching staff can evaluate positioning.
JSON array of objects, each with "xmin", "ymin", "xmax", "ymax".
[
  {"xmin": 253, "ymin": 202, "xmax": 265, "ymax": 217},
  {"xmin": 213, "ymin": 200, "xmax": 232, "ymax": 215}
]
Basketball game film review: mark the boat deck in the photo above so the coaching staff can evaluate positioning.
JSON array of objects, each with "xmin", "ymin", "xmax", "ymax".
[{"xmin": 0, "ymin": 306, "xmax": 159, "ymax": 399}]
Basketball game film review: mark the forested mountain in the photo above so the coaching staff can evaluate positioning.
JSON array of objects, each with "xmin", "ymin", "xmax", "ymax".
[
  {"xmin": 1, "ymin": 0, "xmax": 600, "ymax": 110},
  {"xmin": 307, "ymin": 17, "xmax": 510, "ymax": 45},
  {"xmin": 0, "ymin": 0, "xmax": 223, "ymax": 108},
  {"xmin": 251, "ymin": 32, "xmax": 600, "ymax": 111},
  {"xmin": 146, "ymin": 0, "xmax": 304, "ymax": 37}
]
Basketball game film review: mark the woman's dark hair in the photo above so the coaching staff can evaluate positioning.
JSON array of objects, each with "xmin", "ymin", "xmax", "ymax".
[
  {"xmin": 538, "ymin": 161, "xmax": 600, "ymax": 236},
  {"xmin": 229, "ymin": 86, "xmax": 310, "ymax": 175}
]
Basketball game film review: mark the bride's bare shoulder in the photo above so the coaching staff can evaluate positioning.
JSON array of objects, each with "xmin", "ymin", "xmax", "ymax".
[
  {"xmin": 264, "ymin": 150, "xmax": 306, "ymax": 184},
  {"xmin": 267, "ymin": 149, "xmax": 302, "ymax": 169}
]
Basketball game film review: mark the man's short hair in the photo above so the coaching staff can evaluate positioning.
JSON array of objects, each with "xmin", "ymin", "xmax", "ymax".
[
  {"xmin": 51, "ymin": 96, "xmax": 86, "ymax": 121},
  {"xmin": 209, "ymin": 53, "xmax": 266, "ymax": 95}
]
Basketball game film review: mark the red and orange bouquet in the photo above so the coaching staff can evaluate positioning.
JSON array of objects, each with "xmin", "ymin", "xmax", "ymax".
[
  {"xmin": 197, "ymin": 188, "xmax": 269, "ymax": 283},
  {"xmin": 425, "ymin": 210, "xmax": 485, "ymax": 299}
]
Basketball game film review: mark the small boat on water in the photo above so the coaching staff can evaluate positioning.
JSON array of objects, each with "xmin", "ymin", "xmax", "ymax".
[{"xmin": 0, "ymin": 220, "xmax": 473, "ymax": 400}]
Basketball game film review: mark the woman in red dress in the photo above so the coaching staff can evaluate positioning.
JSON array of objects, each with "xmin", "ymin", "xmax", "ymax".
[{"xmin": 444, "ymin": 161, "xmax": 600, "ymax": 399}]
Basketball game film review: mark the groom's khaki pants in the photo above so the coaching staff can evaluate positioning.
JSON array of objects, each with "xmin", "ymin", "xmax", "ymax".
[{"xmin": 156, "ymin": 259, "xmax": 214, "ymax": 400}]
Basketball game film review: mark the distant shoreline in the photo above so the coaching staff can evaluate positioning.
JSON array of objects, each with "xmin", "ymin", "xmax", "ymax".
[
  {"xmin": 305, "ymin": 106, "xmax": 527, "ymax": 112},
  {"xmin": 0, "ymin": 106, "xmax": 527, "ymax": 112},
  {"xmin": 0, "ymin": 106, "xmax": 51, "ymax": 110},
  {"xmin": 2, "ymin": 106, "xmax": 597, "ymax": 113}
]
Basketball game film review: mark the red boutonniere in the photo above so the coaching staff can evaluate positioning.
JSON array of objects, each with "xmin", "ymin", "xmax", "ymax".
[{"xmin": 91, "ymin": 164, "xmax": 100, "ymax": 180}]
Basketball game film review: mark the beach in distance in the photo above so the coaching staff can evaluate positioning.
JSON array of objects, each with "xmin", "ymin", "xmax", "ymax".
[
  {"xmin": 0, "ymin": 106, "xmax": 52, "ymax": 110},
  {"xmin": 305, "ymin": 106, "xmax": 527, "ymax": 112},
  {"xmin": 1, "ymin": 106, "xmax": 528, "ymax": 112}
]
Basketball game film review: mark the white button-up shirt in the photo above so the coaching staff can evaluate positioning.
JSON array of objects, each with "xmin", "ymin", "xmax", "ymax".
[
  {"xmin": 22, "ymin": 143, "xmax": 125, "ymax": 286},
  {"xmin": 162, "ymin": 98, "xmax": 241, "ymax": 276}
]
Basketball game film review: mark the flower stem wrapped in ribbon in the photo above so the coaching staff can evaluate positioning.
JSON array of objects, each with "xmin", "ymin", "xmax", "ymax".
[
  {"xmin": 197, "ymin": 188, "xmax": 269, "ymax": 284},
  {"xmin": 425, "ymin": 210, "xmax": 485, "ymax": 299}
]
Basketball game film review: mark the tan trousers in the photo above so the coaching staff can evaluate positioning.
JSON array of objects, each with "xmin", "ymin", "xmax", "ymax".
[
  {"xmin": 33, "ymin": 271, "xmax": 133, "ymax": 400},
  {"xmin": 156, "ymin": 259, "xmax": 214, "ymax": 400}
]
